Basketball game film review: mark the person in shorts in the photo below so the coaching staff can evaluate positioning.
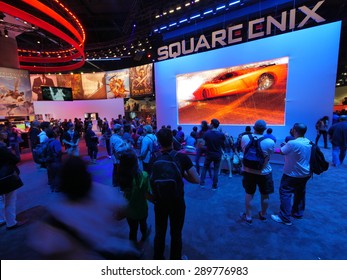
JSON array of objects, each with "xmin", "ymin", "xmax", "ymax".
[{"xmin": 240, "ymin": 120, "xmax": 275, "ymax": 224}]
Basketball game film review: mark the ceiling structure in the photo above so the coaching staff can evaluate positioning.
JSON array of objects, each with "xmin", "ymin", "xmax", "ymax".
[{"xmin": 0, "ymin": 0, "xmax": 346, "ymax": 74}]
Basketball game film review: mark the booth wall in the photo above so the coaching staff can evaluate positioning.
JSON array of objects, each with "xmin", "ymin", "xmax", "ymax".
[
  {"xmin": 33, "ymin": 99, "xmax": 125, "ymax": 122},
  {"xmin": 154, "ymin": 22, "xmax": 341, "ymax": 141}
]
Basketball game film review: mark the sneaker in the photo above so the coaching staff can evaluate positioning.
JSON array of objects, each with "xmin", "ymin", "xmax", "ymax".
[
  {"xmin": 291, "ymin": 214, "xmax": 303, "ymax": 220},
  {"xmin": 7, "ymin": 220, "xmax": 27, "ymax": 230},
  {"xmin": 240, "ymin": 212, "xmax": 252, "ymax": 225},
  {"xmin": 181, "ymin": 255, "xmax": 189, "ymax": 260},
  {"xmin": 258, "ymin": 211, "xmax": 267, "ymax": 221},
  {"xmin": 200, "ymin": 183, "xmax": 205, "ymax": 189},
  {"xmin": 271, "ymin": 214, "xmax": 292, "ymax": 226},
  {"xmin": 212, "ymin": 185, "xmax": 218, "ymax": 190}
]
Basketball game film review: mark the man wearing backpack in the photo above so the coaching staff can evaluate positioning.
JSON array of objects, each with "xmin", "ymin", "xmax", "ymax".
[
  {"xmin": 271, "ymin": 123, "xmax": 311, "ymax": 226},
  {"xmin": 140, "ymin": 125, "xmax": 158, "ymax": 175},
  {"xmin": 151, "ymin": 128, "xmax": 199, "ymax": 260},
  {"xmin": 110, "ymin": 124, "xmax": 126, "ymax": 187},
  {"xmin": 240, "ymin": 120, "xmax": 275, "ymax": 224}
]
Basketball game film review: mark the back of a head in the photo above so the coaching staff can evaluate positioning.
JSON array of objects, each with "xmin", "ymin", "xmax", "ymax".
[
  {"xmin": 144, "ymin": 125, "xmax": 153, "ymax": 134},
  {"xmin": 210, "ymin": 118, "xmax": 220, "ymax": 129},
  {"xmin": 253, "ymin": 120, "xmax": 267, "ymax": 134},
  {"xmin": 46, "ymin": 128, "xmax": 56, "ymax": 139},
  {"xmin": 245, "ymin": 126, "xmax": 251, "ymax": 132},
  {"xmin": 201, "ymin": 120, "xmax": 208, "ymax": 131},
  {"xmin": 266, "ymin": 128, "xmax": 273, "ymax": 134},
  {"xmin": 59, "ymin": 157, "xmax": 92, "ymax": 201},
  {"xmin": 118, "ymin": 149, "xmax": 140, "ymax": 189},
  {"xmin": 157, "ymin": 128, "xmax": 173, "ymax": 148},
  {"xmin": 40, "ymin": 121, "xmax": 50, "ymax": 130},
  {"xmin": 293, "ymin": 123, "xmax": 307, "ymax": 136}
]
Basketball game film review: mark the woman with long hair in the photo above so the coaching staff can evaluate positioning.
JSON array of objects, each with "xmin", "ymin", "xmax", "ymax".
[{"xmin": 117, "ymin": 149, "xmax": 152, "ymax": 245}]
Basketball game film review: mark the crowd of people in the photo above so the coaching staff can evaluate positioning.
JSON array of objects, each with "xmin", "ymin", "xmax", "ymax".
[{"xmin": 0, "ymin": 112, "xmax": 346, "ymax": 260}]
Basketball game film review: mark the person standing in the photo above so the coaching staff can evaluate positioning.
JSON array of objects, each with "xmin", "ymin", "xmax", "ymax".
[
  {"xmin": 85, "ymin": 123, "xmax": 99, "ymax": 164},
  {"xmin": 199, "ymin": 119, "xmax": 225, "ymax": 190},
  {"xmin": 0, "ymin": 130, "xmax": 25, "ymax": 229},
  {"xmin": 139, "ymin": 125, "xmax": 157, "ymax": 175},
  {"xmin": 328, "ymin": 115, "xmax": 347, "ymax": 167},
  {"xmin": 151, "ymin": 128, "xmax": 199, "ymax": 260},
  {"xmin": 271, "ymin": 123, "xmax": 311, "ymax": 226},
  {"xmin": 46, "ymin": 129, "xmax": 63, "ymax": 192},
  {"xmin": 117, "ymin": 149, "xmax": 152, "ymax": 246},
  {"xmin": 110, "ymin": 124, "xmax": 125, "ymax": 187},
  {"xmin": 62, "ymin": 122, "xmax": 80, "ymax": 157},
  {"xmin": 315, "ymin": 116, "xmax": 329, "ymax": 149},
  {"xmin": 195, "ymin": 120, "xmax": 209, "ymax": 174},
  {"xmin": 240, "ymin": 120, "xmax": 275, "ymax": 224}
]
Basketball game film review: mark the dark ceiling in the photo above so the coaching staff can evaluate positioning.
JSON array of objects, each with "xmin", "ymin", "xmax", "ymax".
[{"xmin": 2, "ymin": 0, "xmax": 347, "ymax": 74}]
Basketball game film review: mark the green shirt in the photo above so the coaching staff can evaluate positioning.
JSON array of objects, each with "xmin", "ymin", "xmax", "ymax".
[{"xmin": 124, "ymin": 171, "xmax": 151, "ymax": 219}]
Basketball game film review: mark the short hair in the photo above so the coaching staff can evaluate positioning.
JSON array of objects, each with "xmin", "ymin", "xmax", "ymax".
[
  {"xmin": 193, "ymin": 126, "xmax": 198, "ymax": 132},
  {"xmin": 144, "ymin": 125, "xmax": 153, "ymax": 133},
  {"xmin": 245, "ymin": 126, "xmax": 251, "ymax": 132},
  {"xmin": 210, "ymin": 118, "xmax": 220, "ymax": 128},
  {"xmin": 156, "ymin": 128, "xmax": 173, "ymax": 148},
  {"xmin": 293, "ymin": 123, "xmax": 307, "ymax": 137},
  {"xmin": 266, "ymin": 128, "xmax": 273, "ymax": 134},
  {"xmin": 40, "ymin": 121, "xmax": 50, "ymax": 130}
]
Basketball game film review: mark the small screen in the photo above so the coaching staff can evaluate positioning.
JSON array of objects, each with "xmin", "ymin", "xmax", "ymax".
[{"xmin": 41, "ymin": 86, "xmax": 73, "ymax": 101}]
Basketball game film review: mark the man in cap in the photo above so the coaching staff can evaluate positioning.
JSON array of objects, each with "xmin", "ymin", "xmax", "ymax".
[
  {"xmin": 140, "ymin": 124, "xmax": 158, "ymax": 175},
  {"xmin": 328, "ymin": 115, "xmax": 347, "ymax": 167},
  {"xmin": 240, "ymin": 119, "xmax": 275, "ymax": 224},
  {"xmin": 199, "ymin": 118, "xmax": 225, "ymax": 190}
]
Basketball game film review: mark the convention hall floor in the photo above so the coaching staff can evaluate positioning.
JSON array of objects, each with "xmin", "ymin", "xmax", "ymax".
[{"xmin": 1, "ymin": 139, "xmax": 346, "ymax": 260}]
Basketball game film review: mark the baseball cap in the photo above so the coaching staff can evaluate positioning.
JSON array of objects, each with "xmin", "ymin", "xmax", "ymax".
[
  {"xmin": 113, "ymin": 124, "xmax": 122, "ymax": 132},
  {"xmin": 253, "ymin": 119, "xmax": 267, "ymax": 131}
]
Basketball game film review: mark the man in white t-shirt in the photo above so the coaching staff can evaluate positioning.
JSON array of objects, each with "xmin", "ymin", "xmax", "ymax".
[
  {"xmin": 240, "ymin": 120, "xmax": 275, "ymax": 224},
  {"xmin": 271, "ymin": 123, "xmax": 311, "ymax": 226}
]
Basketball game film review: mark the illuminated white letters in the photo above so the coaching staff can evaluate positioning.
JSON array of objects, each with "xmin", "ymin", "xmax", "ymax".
[
  {"xmin": 211, "ymin": 30, "xmax": 227, "ymax": 48},
  {"xmin": 156, "ymin": 0, "xmax": 326, "ymax": 61}
]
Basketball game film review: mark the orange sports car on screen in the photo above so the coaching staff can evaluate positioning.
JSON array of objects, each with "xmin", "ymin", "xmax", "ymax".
[{"xmin": 192, "ymin": 63, "xmax": 288, "ymax": 100}]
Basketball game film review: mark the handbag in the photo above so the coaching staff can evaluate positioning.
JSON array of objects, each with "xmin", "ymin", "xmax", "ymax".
[{"xmin": 0, "ymin": 173, "xmax": 24, "ymax": 195}]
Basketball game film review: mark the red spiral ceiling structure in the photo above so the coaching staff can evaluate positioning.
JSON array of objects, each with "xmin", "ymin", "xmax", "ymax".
[{"xmin": 0, "ymin": 0, "xmax": 85, "ymax": 72}]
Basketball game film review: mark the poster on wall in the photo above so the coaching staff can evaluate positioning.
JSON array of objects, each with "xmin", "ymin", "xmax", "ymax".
[
  {"xmin": 106, "ymin": 69, "xmax": 130, "ymax": 99},
  {"xmin": 0, "ymin": 67, "xmax": 34, "ymax": 116},
  {"xmin": 56, "ymin": 74, "xmax": 83, "ymax": 100},
  {"xmin": 30, "ymin": 74, "xmax": 57, "ymax": 101},
  {"xmin": 81, "ymin": 72, "xmax": 107, "ymax": 100},
  {"xmin": 176, "ymin": 57, "xmax": 289, "ymax": 125},
  {"xmin": 129, "ymin": 63, "xmax": 154, "ymax": 97}
]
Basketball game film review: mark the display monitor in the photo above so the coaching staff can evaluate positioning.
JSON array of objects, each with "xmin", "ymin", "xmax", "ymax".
[{"xmin": 41, "ymin": 86, "xmax": 73, "ymax": 101}]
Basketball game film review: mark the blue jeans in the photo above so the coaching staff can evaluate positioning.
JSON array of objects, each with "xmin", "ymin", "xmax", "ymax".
[
  {"xmin": 332, "ymin": 145, "xmax": 346, "ymax": 166},
  {"xmin": 200, "ymin": 154, "xmax": 221, "ymax": 187},
  {"xmin": 279, "ymin": 174, "xmax": 310, "ymax": 223}
]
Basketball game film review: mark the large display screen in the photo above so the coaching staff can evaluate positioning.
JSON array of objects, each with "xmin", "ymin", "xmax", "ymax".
[
  {"xmin": 41, "ymin": 86, "xmax": 73, "ymax": 101},
  {"xmin": 177, "ymin": 57, "xmax": 288, "ymax": 125}
]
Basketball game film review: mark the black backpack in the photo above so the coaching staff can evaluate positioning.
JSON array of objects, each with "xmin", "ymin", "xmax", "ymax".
[
  {"xmin": 150, "ymin": 150, "xmax": 183, "ymax": 202},
  {"xmin": 243, "ymin": 135, "xmax": 266, "ymax": 170},
  {"xmin": 33, "ymin": 139, "xmax": 55, "ymax": 164},
  {"xmin": 309, "ymin": 142, "xmax": 329, "ymax": 175}
]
